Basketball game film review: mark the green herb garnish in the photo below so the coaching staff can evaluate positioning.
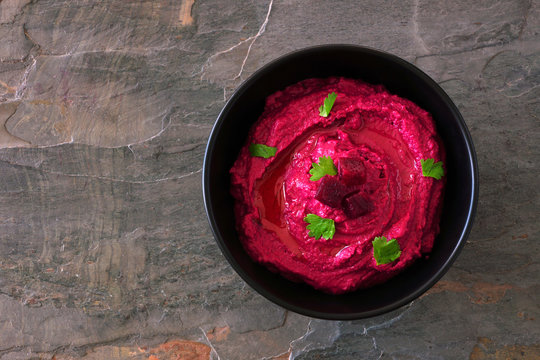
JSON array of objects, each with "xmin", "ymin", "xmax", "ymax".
[
  {"xmin": 319, "ymin": 92, "xmax": 337, "ymax": 117},
  {"xmin": 372, "ymin": 236, "xmax": 401, "ymax": 265},
  {"xmin": 421, "ymin": 159, "xmax": 444, "ymax": 180},
  {"xmin": 304, "ymin": 214, "xmax": 335, "ymax": 240},
  {"xmin": 309, "ymin": 156, "xmax": 337, "ymax": 181},
  {"xmin": 249, "ymin": 143, "xmax": 277, "ymax": 159}
]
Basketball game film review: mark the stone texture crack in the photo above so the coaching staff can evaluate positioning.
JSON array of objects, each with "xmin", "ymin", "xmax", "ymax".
[
  {"xmin": 233, "ymin": 0, "xmax": 273, "ymax": 81},
  {"xmin": 198, "ymin": 0, "xmax": 273, "ymax": 83},
  {"xmin": 199, "ymin": 326, "xmax": 222, "ymax": 360},
  {"xmin": 13, "ymin": 55, "xmax": 35, "ymax": 100}
]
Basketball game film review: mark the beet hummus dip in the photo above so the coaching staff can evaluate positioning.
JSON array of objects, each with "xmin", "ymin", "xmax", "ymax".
[{"xmin": 230, "ymin": 77, "xmax": 445, "ymax": 294}]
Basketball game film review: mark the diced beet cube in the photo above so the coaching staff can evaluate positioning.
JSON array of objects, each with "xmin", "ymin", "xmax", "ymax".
[
  {"xmin": 338, "ymin": 157, "xmax": 366, "ymax": 186},
  {"xmin": 315, "ymin": 176, "xmax": 348, "ymax": 208},
  {"xmin": 342, "ymin": 193, "xmax": 372, "ymax": 219}
]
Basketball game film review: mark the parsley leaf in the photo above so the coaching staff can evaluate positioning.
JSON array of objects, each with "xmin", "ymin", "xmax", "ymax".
[
  {"xmin": 372, "ymin": 236, "xmax": 401, "ymax": 265},
  {"xmin": 319, "ymin": 92, "xmax": 337, "ymax": 117},
  {"xmin": 421, "ymin": 158, "xmax": 444, "ymax": 180},
  {"xmin": 309, "ymin": 156, "xmax": 337, "ymax": 181},
  {"xmin": 249, "ymin": 143, "xmax": 277, "ymax": 159},
  {"xmin": 304, "ymin": 214, "xmax": 335, "ymax": 240}
]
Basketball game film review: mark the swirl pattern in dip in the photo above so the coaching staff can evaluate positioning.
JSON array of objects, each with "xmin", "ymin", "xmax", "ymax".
[{"xmin": 230, "ymin": 77, "xmax": 445, "ymax": 294}]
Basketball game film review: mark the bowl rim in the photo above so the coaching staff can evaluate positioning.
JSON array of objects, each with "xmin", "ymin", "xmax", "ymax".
[{"xmin": 202, "ymin": 44, "xmax": 479, "ymax": 320}]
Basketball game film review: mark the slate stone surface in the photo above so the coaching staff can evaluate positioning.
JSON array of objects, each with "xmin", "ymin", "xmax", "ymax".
[{"xmin": 0, "ymin": 0, "xmax": 538, "ymax": 359}]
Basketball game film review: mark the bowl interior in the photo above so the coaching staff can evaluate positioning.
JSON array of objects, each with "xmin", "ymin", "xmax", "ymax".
[{"xmin": 204, "ymin": 45, "xmax": 477, "ymax": 320}]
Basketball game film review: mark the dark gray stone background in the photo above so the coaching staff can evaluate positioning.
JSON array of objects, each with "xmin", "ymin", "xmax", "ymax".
[{"xmin": 0, "ymin": 0, "xmax": 538, "ymax": 359}]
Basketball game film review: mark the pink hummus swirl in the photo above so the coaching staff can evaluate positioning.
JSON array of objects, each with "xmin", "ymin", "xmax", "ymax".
[{"xmin": 230, "ymin": 77, "xmax": 445, "ymax": 294}]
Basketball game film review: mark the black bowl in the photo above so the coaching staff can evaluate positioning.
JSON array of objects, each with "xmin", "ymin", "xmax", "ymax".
[{"xmin": 203, "ymin": 45, "xmax": 478, "ymax": 320}]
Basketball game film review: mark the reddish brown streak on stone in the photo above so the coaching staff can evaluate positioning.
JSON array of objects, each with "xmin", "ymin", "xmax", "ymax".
[
  {"xmin": 469, "ymin": 337, "xmax": 540, "ymax": 360},
  {"xmin": 206, "ymin": 325, "xmax": 231, "ymax": 342},
  {"xmin": 50, "ymin": 340, "xmax": 211, "ymax": 359},
  {"xmin": 271, "ymin": 351, "xmax": 292, "ymax": 360},
  {"xmin": 178, "ymin": 0, "xmax": 194, "ymax": 26},
  {"xmin": 469, "ymin": 282, "xmax": 514, "ymax": 305},
  {"xmin": 0, "ymin": 79, "xmax": 17, "ymax": 93},
  {"xmin": 512, "ymin": 233, "xmax": 529, "ymax": 239},
  {"xmin": 425, "ymin": 280, "xmax": 515, "ymax": 305},
  {"xmin": 517, "ymin": 311, "xmax": 535, "ymax": 321},
  {"xmin": 149, "ymin": 340, "xmax": 211, "ymax": 360}
]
